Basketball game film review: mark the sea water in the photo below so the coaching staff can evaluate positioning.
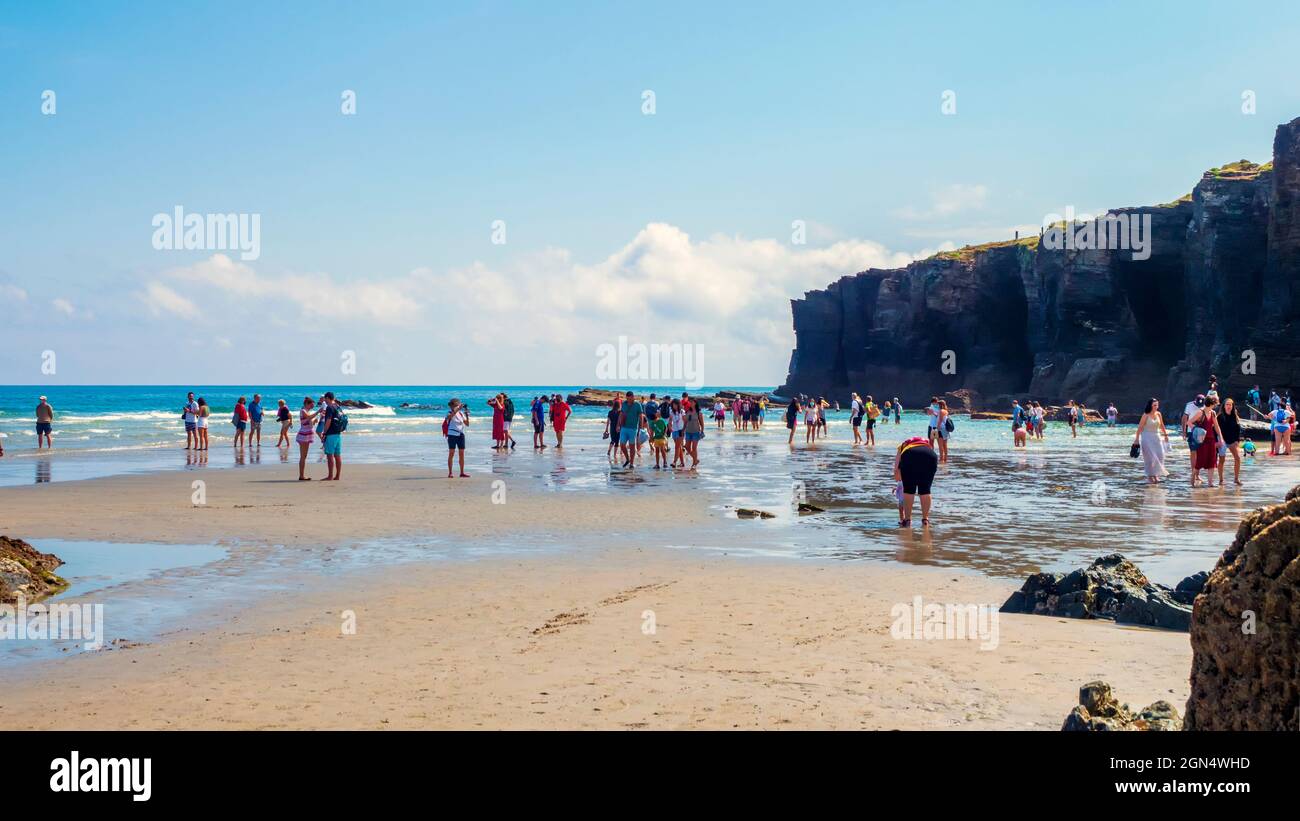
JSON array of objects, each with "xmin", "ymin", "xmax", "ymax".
[{"xmin": 0, "ymin": 385, "xmax": 1294, "ymax": 585}]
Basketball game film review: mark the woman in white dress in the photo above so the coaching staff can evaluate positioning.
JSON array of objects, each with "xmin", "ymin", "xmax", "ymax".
[{"xmin": 1133, "ymin": 397, "xmax": 1171, "ymax": 483}]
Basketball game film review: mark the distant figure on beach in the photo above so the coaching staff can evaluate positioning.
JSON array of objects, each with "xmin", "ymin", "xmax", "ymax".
[
  {"xmin": 1065, "ymin": 400, "xmax": 1079, "ymax": 438},
  {"xmin": 1247, "ymin": 385, "xmax": 1261, "ymax": 409},
  {"xmin": 670, "ymin": 398, "xmax": 686, "ymax": 467},
  {"xmin": 1182, "ymin": 393, "xmax": 1204, "ymax": 468},
  {"xmin": 1134, "ymin": 398, "xmax": 1170, "ymax": 484},
  {"xmin": 817, "ymin": 397, "xmax": 829, "ymax": 437},
  {"xmin": 35, "ymin": 395, "xmax": 54, "ymax": 449},
  {"xmin": 489, "ymin": 394, "xmax": 506, "ymax": 450},
  {"xmin": 604, "ymin": 398, "xmax": 622, "ymax": 459},
  {"xmin": 894, "ymin": 436, "xmax": 938, "ymax": 527},
  {"xmin": 618, "ymin": 390, "xmax": 645, "ymax": 469},
  {"xmin": 1106, "ymin": 402, "xmax": 1118, "ymax": 427},
  {"xmin": 444, "ymin": 398, "xmax": 470, "ymax": 478},
  {"xmin": 850, "ymin": 392, "xmax": 864, "ymax": 445},
  {"xmin": 934, "ymin": 399, "xmax": 951, "ymax": 463},
  {"xmin": 552, "ymin": 394, "xmax": 571, "ymax": 448},
  {"xmin": 893, "ymin": 397, "xmax": 902, "ymax": 424},
  {"xmin": 713, "ymin": 399, "xmax": 725, "ymax": 430},
  {"xmin": 1268, "ymin": 389, "xmax": 1281, "ymax": 412},
  {"xmin": 803, "ymin": 398, "xmax": 818, "ymax": 443},
  {"xmin": 182, "ymin": 391, "xmax": 199, "ymax": 449},
  {"xmin": 196, "ymin": 397, "xmax": 210, "ymax": 450},
  {"xmin": 864, "ymin": 395, "xmax": 879, "ymax": 445},
  {"xmin": 1189, "ymin": 395, "xmax": 1224, "ymax": 488},
  {"xmin": 501, "ymin": 392, "xmax": 516, "ymax": 450},
  {"xmin": 275, "ymin": 399, "xmax": 292, "ymax": 447},
  {"xmin": 1218, "ymin": 397, "xmax": 1243, "ymax": 486},
  {"xmin": 650, "ymin": 406, "xmax": 670, "ymax": 468},
  {"xmin": 683, "ymin": 398, "xmax": 704, "ymax": 468},
  {"xmin": 1032, "ymin": 401, "xmax": 1045, "ymax": 439},
  {"xmin": 785, "ymin": 398, "xmax": 800, "ymax": 445},
  {"xmin": 1274, "ymin": 401, "xmax": 1295, "ymax": 456},
  {"xmin": 1011, "ymin": 400, "xmax": 1027, "ymax": 448},
  {"xmin": 925, "ymin": 396, "xmax": 940, "ymax": 446},
  {"xmin": 531, "ymin": 395, "xmax": 547, "ymax": 449},
  {"xmin": 248, "ymin": 393, "xmax": 264, "ymax": 447},
  {"xmin": 232, "ymin": 396, "xmax": 249, "ymax": 447},
  {"xmin": 320, "ymin": 392, "xmax": 346, "ymax": 481},
  {"xmin": 295, "ymin": 396, "xmax": 321, "ymax": 480}
]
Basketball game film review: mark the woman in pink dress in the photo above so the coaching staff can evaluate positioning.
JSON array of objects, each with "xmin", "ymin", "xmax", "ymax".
[{"xmin": 489, "ymin": 394, "xmax": 505, "ymax": 449}]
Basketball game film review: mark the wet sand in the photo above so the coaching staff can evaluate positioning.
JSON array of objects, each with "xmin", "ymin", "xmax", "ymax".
[{"xmin": 0, "ymin": 463, "xmax": 1191, "ymax": 730}]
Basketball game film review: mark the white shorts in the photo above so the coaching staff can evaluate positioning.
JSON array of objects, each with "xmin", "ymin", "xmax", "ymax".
[{"xmin": 503, "ymin": 420, "xmax": 512, "ymax": 430}]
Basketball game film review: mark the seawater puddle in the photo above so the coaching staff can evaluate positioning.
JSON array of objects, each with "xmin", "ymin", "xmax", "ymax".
[{"xmin": 0, "ymin": 533, "xmax": 562, "ymax": 667}]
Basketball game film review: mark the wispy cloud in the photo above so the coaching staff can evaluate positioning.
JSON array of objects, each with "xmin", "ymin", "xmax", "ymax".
[{"xmin": 896, "ymin": 183, "xmax": 989, "ymax": 220}]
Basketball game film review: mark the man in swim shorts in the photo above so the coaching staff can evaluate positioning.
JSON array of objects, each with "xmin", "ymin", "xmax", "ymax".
[{"xmin": 35, "ymin": 395, "xmax": 54, "ymax": 449}]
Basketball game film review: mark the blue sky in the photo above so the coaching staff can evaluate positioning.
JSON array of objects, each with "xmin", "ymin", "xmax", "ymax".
[{"xmin": 2, "ymin": 0, "xmax": 1298, "ymax": 385}]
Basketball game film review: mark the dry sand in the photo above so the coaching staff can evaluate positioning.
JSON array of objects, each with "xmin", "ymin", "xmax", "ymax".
[{"xmin": 0, "ymin": 463, "xmax": 1191, "ymax": 730}]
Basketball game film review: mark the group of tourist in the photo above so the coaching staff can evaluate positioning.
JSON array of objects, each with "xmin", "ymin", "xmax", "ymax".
[
  {"xmin": 1130, "ymin": 377, "xmax": 1293, "ymax": 488},
  {"xmin": 601, "ymin": 391, "xmax": 707, "ymax": 469}
]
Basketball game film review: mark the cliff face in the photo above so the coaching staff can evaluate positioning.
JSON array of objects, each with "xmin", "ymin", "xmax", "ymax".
[{"xmin": 778, "ymin": 117, "xmax": 1300, "ymax": 410}]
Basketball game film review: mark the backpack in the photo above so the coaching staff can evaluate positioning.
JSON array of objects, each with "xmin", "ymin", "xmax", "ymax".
[
  {"xmin": 945, "ymin": 416, "xmax": 955, "ymax": 433},
  {"xmin": 442, "ymin": 413, "xmax": 452, "ymax": 437},
  {"xmin": 334, "ymin": 409, "xmax": 348, "ymax": 432},
  {"xmin": 867, "ymin": 403, "xmax": 880, "ymax": 419}
]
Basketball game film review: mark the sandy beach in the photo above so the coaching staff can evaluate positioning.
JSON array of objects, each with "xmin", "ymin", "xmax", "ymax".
[{"xmin": 0, "ymin": 462, "xmax": 1191, "ymax": 730}]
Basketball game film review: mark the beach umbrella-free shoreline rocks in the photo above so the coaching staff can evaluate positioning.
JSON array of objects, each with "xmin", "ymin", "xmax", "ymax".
[
  {"xmin": 1061, "ymin": 681, "xmax": 1183, "ymax": 731},
  {"xmin": 0, "ymin": 535, "xmax": 68, "ymax": 605},
  {"xmin": 999, "ymin": 553, "xmax": 1200, "ymax": 631}
]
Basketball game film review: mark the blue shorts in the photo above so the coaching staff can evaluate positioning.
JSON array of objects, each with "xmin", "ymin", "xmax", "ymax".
[
  {"xmin": 36, "ymin": 422, "xmax": 51, "ymax": 435},
  {"xmin": 620, "ymin": 428, "xmax": 639, "ymax": 443},
  {"xmin": 185, "ymin": 421, "xmax": 196, "ymax": 432},
  {"xmin": 447, "ymin": 432, "xmax": 466, "ymax": 450},
  {"xmin": 685, "ymin": 431, "xmax": 702, "ymax": 442},
  {"xmin": 672, "ymin": 430, "xmax": 684, "ymax": 439},
  {"xmin": 235, "ymin": 421, "xmax": 247, "ymax": 432},
  {"xmin": 323, "ymin": 434, "xmax": 342, "ymax": 455}
]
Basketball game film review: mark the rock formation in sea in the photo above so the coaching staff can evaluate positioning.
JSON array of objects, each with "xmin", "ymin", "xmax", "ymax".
[
  {"xmin": 0, "ymin": 536, "xmax": 67, "ymax": 605},
  {"xmin": 1184, "ymin": 485, "xmax": 1300, "ymax": 731},
  {"xmin": 1000, "ymin": 554, "xmax": 1199, "ymax": 632},
  {"xmin": 778, "ymin": 116, "xmax": 1300, "ymax": 410}
]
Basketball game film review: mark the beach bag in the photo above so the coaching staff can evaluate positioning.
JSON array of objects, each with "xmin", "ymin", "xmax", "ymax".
[
  {"xmin": 944, "ymin": 417, "xmax": 955, "ymax": 433},
  {"xmin": 893, "ymin": 481, "xmax": 904, "ymax": 505},
  {"xmin": 867, "ymin": 403, "xmax": 880, "ymax": 419},
  {"xmin": 1188, "ymin": 425, "xmax": 1207, "ymax": 448},
  {"xmin": 1129, "ymin": 442, "xmax": 1140, "ymax": 458},
  {"xmin": 441, "ymin": 415, "xmax": 451, "ymax": 437}
]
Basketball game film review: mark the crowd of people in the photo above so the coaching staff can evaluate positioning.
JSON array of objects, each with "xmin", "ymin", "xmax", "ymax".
[{"xmin": 7, "ymin": 377, "xmax": 1299, "ymax": 523}]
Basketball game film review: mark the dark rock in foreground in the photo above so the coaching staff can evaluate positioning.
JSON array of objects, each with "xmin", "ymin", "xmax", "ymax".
[
  {"xmin": 1062, "ymin": 681, "xmax": 1183, "ymax": 731},
  {"xmin": 0, "ymin": 536, "xmax": 67, "ymax": 604},
  {"xmin": 1000, "ymin": 554, "xmax": 1195, "ymax": 631},
  {"xmin": 1184, "ymin": 488, "xmax": 1300, "ymax": 730}
]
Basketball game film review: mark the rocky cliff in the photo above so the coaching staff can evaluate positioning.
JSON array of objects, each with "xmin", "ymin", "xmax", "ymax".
[{"xmin": 778, "ymin": 117, "xmax": 1300, "ymax": 410}]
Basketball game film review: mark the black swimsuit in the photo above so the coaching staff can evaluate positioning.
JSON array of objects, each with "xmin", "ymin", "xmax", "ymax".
[{"xmin": 898, "ymin": 444, "xmax": 939, "ymax": 495}]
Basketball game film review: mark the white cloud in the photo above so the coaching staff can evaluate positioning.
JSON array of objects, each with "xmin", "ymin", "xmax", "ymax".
[
  {"xmin": 1, "ymin": 283, "xmax": 27, "ymax": 302},
  {"xmin": 175, "ymin": 254, "xmax": 421, "ymax": 325},
  {"xmin": 140, "ymin": 281, "xmax": 200, "ymax": 319},
  {"xmin": 52, "ymin": 297, "xmax": 76, "ymax": 315},
  {"xmin": 896, "ymin": 183, "xmax": 989, "ymax": 220},
  {"xmin": 136, "ymin": 226, "xmax": 926, "ymax": 383}
]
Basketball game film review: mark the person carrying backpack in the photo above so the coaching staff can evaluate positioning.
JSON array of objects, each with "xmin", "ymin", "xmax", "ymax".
[{"xmin": 320, "ymin": 391, "xmax": 347, "ymax": 481}]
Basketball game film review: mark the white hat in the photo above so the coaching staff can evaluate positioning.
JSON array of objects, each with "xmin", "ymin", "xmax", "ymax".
[{"xmin": 39, "ymin": 395, "xmax": 47, "ymax": 401}]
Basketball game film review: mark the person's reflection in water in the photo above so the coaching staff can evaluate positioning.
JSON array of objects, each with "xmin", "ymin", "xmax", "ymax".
[
  {"xmin": 233, "ymin": 448, "xmax": 245, "ymax": 466},
  {"xmin": 893, "ymin": 524, "xmax": 935, "ymax": 565},
  {"xmin": 35, "ymin": 459, "xmax": 51, "ymax": 484}
]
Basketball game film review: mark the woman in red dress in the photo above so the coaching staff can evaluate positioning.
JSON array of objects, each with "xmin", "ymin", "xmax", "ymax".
[
  {"xmin": 489, "ymin": 394, "xmax": 506, "ymax": 450},
  {"xmin": 1190, "ymin": 395, "xmax": 1224, "ymax": 488}
]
